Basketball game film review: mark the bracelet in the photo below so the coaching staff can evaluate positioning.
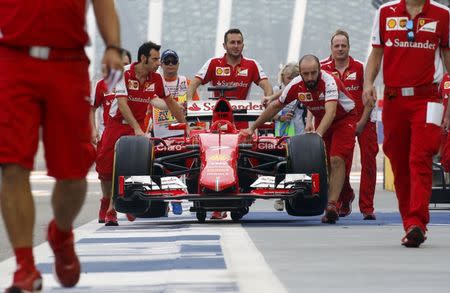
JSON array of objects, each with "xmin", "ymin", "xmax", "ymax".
[{"xmin": 105, "ymin": 45, "xmax": 123, "ymax": 54}]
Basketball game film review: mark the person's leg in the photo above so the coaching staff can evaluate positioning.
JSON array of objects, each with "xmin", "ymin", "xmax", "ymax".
[
  {"xmin": 98, "ymin": 179, "xmax": 112, "ymax": 222},
  {"xmin": 338, "ymin": 153, "xmax": 355, "ymax": 217},
  {"xmin": 328, "ymin": 156, "xmax": 346, "ymax": 203},
  {"xmin": 42, "ymin": 57, "xmax": 94, "ymax": 287},
  {"xmin": 382, "ymin": 96, "xmax": 411, "ymax": 232},
  {"xmin": 0, "ymin": 48, "xmax": 43, "ymax": 291},
  {"xmin": 321, "ymin": 155, "xmax": 345, "ymax": 224},
  {"xmin": 322, "ymin": 117, "xmax": 356, "ymax": 223},
  {"xmin": 1, "ymin": 167, "xmax": 43, "ymax": 292},
  {"xmin": 52, "ymin": 179, "xmax": 87, "ymax": 230},
  {"xmin": 408, "ymin": 98, "xmax": 441, "ymax": 232},
  {"xmin": 1, "ymin": 165, "xmax": 34, "ymax": 249},
  {"xmin": 358, "ymin": 121, "xmax": 379, "ymax": 218}
]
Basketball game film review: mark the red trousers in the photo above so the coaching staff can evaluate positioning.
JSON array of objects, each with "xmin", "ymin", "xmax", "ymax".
[
  {"xmin": 339, "ymin": 121, "xmax": 379, "ymax": 214},
  {"xmin": 383, "ymin": 95, "xmax": 441, "ymax": 232}
]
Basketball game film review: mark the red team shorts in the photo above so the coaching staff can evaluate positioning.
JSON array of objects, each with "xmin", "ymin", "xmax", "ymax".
[
  {"xmin": 321, "ymin": 113, "xmax": 357, "ymax": 161},
  {"xmin": 0, "ymin": 46, "xmax": 95, "ymax": 179}
]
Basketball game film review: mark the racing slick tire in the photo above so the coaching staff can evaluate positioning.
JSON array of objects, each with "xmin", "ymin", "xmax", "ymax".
[
  {"xmin": 285, "ymin": 133, "xmax": 328, "ymax": 216},
  {"xmin": 113, "ymin": 136, "xmax": 168, "ymax": 216}
]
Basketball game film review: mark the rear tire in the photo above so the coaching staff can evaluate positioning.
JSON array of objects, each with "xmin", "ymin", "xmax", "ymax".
[{"xmin": 285, "ymin": 133, "xmax": 328, "ymax": 216}]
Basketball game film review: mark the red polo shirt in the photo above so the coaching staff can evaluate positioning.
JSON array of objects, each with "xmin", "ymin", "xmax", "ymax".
[
  {"xmin": 371, "ymin": 0, "xmax": 450, "ymax": 87},
  {"xmin": 0, "ymin": 0, "xmax": 89, "ymax": 48},
  {"xmin": 321, "ymin": 56, "xmax": 364, "ymax": 117},
  {"xmin": 279, "ymin": 70, "xmax": 355, "ymax": 125},
  {"xmin": 91, "ymin": 79, "xmax": 115, "ymax": 134},
  {"xmin": 111, "ymin": 62, "xmax": 170, "ymax": 123},
  {"xmin": 195, "ymin": 54, "xmax": 268, "ymax": 100}
]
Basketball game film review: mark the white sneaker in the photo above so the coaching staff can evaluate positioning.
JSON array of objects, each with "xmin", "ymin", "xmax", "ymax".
[{"xmin": 274, "ymin": 199, "xmax": 284, "ymax": 211}]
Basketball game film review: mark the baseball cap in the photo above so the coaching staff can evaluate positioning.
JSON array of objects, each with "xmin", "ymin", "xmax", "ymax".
[{"xmin": 161, "ymin": 49, "xmax": 179, "ymax": 62}]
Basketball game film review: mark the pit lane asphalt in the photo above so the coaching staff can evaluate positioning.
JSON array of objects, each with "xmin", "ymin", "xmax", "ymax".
[{"xmin": 1, "ymin": 174, "xmax": 450, "ymax": 292}]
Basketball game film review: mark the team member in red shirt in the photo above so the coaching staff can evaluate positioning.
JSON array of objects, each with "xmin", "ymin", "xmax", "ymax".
[
  {"xmin": 0, "ymin": 1, "xmax": 122, "ymax": 291},
  {"xmin": 321, "ymin": 30, "xmax": 378, "ymax": 220},
  {"xmin": 187, "ymin": 28, "xmax": 273, "ymax": 220},
  {"xmin": 242, "ymin": 55, "xmax": 357, "ymax": 224},
  {"xmin": 96, "ymin": 41, "xmax": 187, "ymax": 226},
  {"xmin": 91, "ymin": 49, "xmax": 131, "ymax": 224},
  {"xmin": 364, "ymin": 0, "xmax": 450, "ymax": 247}
]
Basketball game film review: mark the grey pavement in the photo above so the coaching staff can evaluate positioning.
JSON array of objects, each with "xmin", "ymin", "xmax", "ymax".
[{"xmin": 1, "ymin": 176, "xmax": 449, "ymax": 292}]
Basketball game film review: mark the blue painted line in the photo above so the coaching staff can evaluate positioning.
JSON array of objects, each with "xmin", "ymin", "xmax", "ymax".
[
  {"xmin": 37, "ymin": 257, "xmax": 226, "ymax": 274},
  {"xmin": 240, "ymin": 211, "xmax": 450, "ymax": 226},
  {"xmin": 77, "ymin": 235, "xmax": 220, "ymax": 244}
]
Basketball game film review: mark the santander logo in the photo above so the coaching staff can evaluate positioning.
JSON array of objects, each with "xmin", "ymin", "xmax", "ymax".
[
  {"xmin": 385, "ymin": 38, "xmax": 436, "ymax": 50},
  {"xmin": 188, "ymin": 103, "xmax": 201, "ymax": 111}
]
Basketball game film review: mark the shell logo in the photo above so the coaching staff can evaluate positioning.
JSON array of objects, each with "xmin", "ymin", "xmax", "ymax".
[
  {"xmin": 399, "ymin": 19, "xmax": 407, "ymax": 28},
  {"xmin": 388, "ymin": 19, "xmax": 397, "ymax": 29},
  {"xmin": 216, "ymin": 67, "xmax": 224, "ymax": 75},
  {"xmin": 209, "ymin": 154, "xmax": 229, "ymax": 161}
]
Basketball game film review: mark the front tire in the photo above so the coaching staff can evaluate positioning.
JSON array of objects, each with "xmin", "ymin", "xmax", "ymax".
[
  {"xmin": 285, "ymin": 133, "xmax": 328, "ymax": 216},
  {"xmin": 112, "ymin": 136, "xmax": 155, "ymax": 215}
]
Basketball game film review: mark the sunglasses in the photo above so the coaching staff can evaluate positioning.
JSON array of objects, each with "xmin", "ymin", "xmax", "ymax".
[
  {"xmin": 406, "ymin": 19, "xmax": 415, "ymax": 42},
  {"xmin": 162, "ymin": 59, "xmax": 178, "ymax": 65}
]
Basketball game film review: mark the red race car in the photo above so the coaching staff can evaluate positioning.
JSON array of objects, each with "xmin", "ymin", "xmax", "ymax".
[{"xmin": 112, "ymin": 86, "xmax": 328, "ymax": 222}]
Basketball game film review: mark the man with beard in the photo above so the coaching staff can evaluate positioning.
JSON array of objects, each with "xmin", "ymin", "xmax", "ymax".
[
  {"xmin": 321, "ymin": 30, "xmax": 378, "ymax": 220},
  {"xmin": 95, "ymin": 41, "xmax": 188, "ymax": 226},
  {"xmin": 241, "ymin": 54, "xmax": 357, "ymax": 224},
  {"xmin": 187, "ymin": 28, "xmax": 273, "ymax": 220}
]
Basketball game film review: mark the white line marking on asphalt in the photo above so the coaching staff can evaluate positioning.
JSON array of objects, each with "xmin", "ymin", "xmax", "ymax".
[
  {"xmin": 221, "ymin": 227, "xmax": 287, "ymax": 293},
  {"xmin": 0, "ymin": 215, "xmax": 286, "ymax": 292},
  {"xmin": 215, "ymin": 0, "xmax": 233, "ymax": 57},
  {"xmin": 286, "ymin": 0, "xmax": 308, "ymax": 63},
  {"xmin": 147, "ymin": 0, "xmax": 164, "ymax": 44}
]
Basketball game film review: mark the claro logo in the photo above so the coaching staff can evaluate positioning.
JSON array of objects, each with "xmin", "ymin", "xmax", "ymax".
[{"xmin": 385, "ymin": 38, "xmax": 436, "ymax": 50}]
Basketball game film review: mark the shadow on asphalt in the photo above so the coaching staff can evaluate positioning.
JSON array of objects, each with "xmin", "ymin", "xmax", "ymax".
[{"xmin": 95, "ymin": 211, "xmax": 450, "ymax": 229}]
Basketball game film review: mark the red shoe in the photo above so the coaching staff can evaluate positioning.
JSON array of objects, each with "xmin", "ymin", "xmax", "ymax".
[
  {"xmin": 98, "ymin": 197, "xmax": 110, "ymax": 223},
  {"xmin": 321, "ymin": 202, "xmax": 339, "ymax": 224},
  {"xmin": 126, "ymin": 213, "xmax": 136, "ymax": 222},
  {"xmin": 210, "ymin": 211, "xmax": 227, "ymax": 219},
  {"xmin": 105, "ymin": 209, "xmax": 118, "ymax": 226},
  {"xmin": 47, "ymin": 221, "xmax": 80, "ymax": 288},
  {"xmin": 338, "ymin": 193, "xmax": 354, "ymax": 217},
  {"xmin": 402, "ymin": 226, "xmax": 427, "ymax": 248},
  {"xmin": 5, "ymin": 267, "xmax": 42, "ymax": 293}
]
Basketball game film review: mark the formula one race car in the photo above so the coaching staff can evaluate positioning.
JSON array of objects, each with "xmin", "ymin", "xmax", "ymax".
[{"xmin": 112, "ymin": 86, "xmax": 328, "ymax": 222}]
